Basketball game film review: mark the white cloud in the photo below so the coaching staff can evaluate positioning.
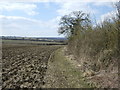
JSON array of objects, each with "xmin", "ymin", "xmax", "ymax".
[
  {"xmin": 0, "ymin": 0, "xmax": 118, "ymax": 2},
  {"xmin": 101, "ymin": 10, "xmax": 117, "ymax": 21},
  {"xmin": 57, "ymin": 2, "xmax": 98, "ymax": 16},
  {"xmin": 54, "ymin": 0, "xmax": 117, "ymax": 26},
  {"xmin": 95, "ymin": 10, "xmax": 117, "ymax": 24},
  {"xmin": 0, "ymin": 3, "xmax": 38, "ymax": 15},
  {"xmin": 0, "ymin": 15, "xmax": 42, "ymax": 23},
  {"xmin": 0, "ymin": 1, "xmax": 118, "ymax": 37},
  {"xmin": 0, "ymin": 15, "xmax": 62, "ymax": 37},
  {"xmin": 55, "ymin": 0, "xmax": 118, "ymax": 16}
]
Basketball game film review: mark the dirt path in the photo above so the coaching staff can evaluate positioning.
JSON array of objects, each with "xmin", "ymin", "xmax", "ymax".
[{"xmin": 43, "ymin": 47, "xmax": 92, "ymax": 88}]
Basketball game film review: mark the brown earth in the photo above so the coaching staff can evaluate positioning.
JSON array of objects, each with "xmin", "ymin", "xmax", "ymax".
[
  {"xmin": 2, "ymin": 43, "xmax": 118, "ymax": 89},
  {"xmin": 2, "ymin": 44, "xmax": 61, "ymax": 88}
]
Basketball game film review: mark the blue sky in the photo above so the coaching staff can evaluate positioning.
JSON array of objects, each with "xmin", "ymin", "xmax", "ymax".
[{"xmin": 0, "ymin": 1, "xmax": 117, "ymax": 37}]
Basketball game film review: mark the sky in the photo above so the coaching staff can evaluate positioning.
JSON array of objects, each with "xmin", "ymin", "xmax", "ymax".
[{"xmin": 0, "ymin": 0, "xmax": 118, "ymax": 37}]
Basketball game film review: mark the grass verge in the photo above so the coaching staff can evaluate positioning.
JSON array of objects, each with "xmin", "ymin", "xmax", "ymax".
[{"xmin": 43, "ymin": 48, "xmax": 94, "ymax": 88}]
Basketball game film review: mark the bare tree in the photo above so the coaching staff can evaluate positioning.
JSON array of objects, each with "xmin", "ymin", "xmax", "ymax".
[
  {"xmin": 58, "ymin": 11, "xmax": 90, "ymax": 38},
  {"xmin": 116, "ymin": 1, "xmax": 120, "ymax": 19}
]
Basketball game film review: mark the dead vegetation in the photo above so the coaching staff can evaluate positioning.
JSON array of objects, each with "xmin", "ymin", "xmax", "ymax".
[
  {"xmin": 58, "ymin": 2, "xmax": 119, "ymax": 88},
  {"xmin": 43, "ymin": 47, "xmax": 93, "ymax": 88}
]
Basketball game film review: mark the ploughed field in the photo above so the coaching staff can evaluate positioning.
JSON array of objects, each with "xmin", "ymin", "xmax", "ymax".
[{"xmin": 2, "ymin": 44, "xmax": 61, "ymax": 88}]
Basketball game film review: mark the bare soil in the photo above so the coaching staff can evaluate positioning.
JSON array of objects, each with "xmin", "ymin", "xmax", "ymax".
[{"xmin": 2, "ymin": 44, "xmax": 61, "ymax": 88}]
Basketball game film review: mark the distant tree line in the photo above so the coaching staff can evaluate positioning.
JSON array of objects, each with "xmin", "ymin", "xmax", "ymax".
[{"xmin": 2, "ymin": 36, "xmax": 67, "ymax": 44}]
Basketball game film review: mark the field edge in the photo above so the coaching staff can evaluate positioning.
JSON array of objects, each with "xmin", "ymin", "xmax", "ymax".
[{"xmin": 43, "ymin": 47, "xmax": 94, "ymax": 88}]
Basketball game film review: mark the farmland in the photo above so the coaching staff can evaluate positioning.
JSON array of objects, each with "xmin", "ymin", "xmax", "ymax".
[
  {"xmin": 2, "ymin": 39, "xmax": 93, "ymax": 88},
  {"xmin": 2, "ymin": 42, "xmax": 62, "ymax": 88},
  {"xmin": 2, "ymin": 40, "xmax": 66, "ymax": 45}
]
